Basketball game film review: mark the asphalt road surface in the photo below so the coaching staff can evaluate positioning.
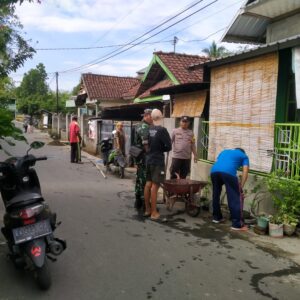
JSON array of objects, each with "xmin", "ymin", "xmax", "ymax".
[{"xmin": 0, "ymin": 131, "xmax": 300, "ymax": 300}]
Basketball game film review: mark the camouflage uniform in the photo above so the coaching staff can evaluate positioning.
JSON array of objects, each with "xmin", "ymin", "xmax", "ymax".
[{"xmin": 134, "ymin": 120, "xmax": 150, "ymax": 209}]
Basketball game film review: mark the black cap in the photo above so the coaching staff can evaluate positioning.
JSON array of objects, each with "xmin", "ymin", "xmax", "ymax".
[
  {"xmin": 141, "ymin": 109, "xmax": 152, "ymax": 116},
  {"xmin": 181, "ymin": 116, "xmax": 190, "ymax": 122}
]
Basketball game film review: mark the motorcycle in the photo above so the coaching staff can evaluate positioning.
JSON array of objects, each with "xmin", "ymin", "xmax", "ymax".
[
  {"xmin": 99, "ymin": 138, "xmax": 126, "ymax": 178},
  {"xmin": 0, "ymin": 141, "xmax": 66, "ymax": 290}
]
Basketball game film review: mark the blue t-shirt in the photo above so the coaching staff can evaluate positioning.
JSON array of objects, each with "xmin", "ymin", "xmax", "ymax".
[{"xmin": 211, "ymin": 149, "xmax": 249, "ymax": 177}]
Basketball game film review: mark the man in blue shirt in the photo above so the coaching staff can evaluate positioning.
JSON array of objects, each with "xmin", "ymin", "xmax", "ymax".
[{"xmin": 211, "ymin": 148, "xmax": 249, "ymax": 230}]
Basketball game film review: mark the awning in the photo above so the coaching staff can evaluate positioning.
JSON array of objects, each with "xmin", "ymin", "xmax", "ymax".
[
  {"xmin": 172, "ymin": 90, "xmax": 207, "ymax": 118},
  {"xmin": 100, "ymin": 101, "xmax": 164, "ymax": 121}
]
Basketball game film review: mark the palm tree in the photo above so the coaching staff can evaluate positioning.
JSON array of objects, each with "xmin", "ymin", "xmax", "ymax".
[{"xmin": 202, "ymin": 41, "xmax": 229, "ymax": 59}]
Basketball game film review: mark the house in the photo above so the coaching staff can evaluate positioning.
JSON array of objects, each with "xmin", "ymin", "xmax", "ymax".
[
  {"xmin": 75, "ymin": 73, "xmax": 140, "ymax": 154},
  {"xmin": 187, "ymin": 0, "xmax": 300, "ymax": 213},
  {"xmin": 99, "ymin": 51, "xmax": 209, "ymax": 167}
]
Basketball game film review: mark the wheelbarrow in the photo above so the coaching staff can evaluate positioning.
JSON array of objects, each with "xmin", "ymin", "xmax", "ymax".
[{"xmin": 161, "ymin": 179, "xmax": 208, "ymax": 217}]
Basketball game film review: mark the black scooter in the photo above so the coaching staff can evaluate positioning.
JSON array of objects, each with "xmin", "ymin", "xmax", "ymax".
[
  {"xmin": 0, "ymin": 141, "xmax": 66, "ymax": 290},
  {"xmin": 99, "ymin": 138, "xmax": 126, "ymax": 178}
]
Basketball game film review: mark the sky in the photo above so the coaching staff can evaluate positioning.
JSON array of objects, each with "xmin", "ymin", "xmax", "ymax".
[{"xmin": 11, "ymin": 0, "xmax": 246, "ymax": 92}]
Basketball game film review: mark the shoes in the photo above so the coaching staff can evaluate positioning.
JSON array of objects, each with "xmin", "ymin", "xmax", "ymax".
[
  {"xmin": 212, "ymin": 218, "xmax": 225, "ymax": 224},
  {"xmin": 231, "ymin": 226, "xmax": 248, "ymax": 231}
]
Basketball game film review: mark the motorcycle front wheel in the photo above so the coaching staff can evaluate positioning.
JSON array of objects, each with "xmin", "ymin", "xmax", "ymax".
[{"xmin": 36, "ymin": 260, "xmax": 52, "ymax": 290}]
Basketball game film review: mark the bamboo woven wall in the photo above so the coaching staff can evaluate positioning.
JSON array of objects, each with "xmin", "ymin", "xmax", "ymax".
[
  {"xmin": 208, "ymin": 53, "xmax": 279, "ymax": 173},
  {"xmin": 172, "ymin": 91, "xmax": 207, "ymax": 117}
]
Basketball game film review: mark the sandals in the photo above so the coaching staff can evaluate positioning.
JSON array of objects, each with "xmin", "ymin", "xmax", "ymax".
[{"xmin": 143, "ymin": 212, "xmax": 151, "ymax": 218}]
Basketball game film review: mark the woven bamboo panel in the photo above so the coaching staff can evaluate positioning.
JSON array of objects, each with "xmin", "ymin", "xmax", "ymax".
[
  {"xmin": 172, "ymin": 90, "xmax": 207, "ymax": 117},
  {"xmin": 208, "ymin": 53, "xmax": 279, "ymax": 173}
]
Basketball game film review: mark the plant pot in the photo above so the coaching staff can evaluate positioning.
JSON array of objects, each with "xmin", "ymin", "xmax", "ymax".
[
  {"xmin": 283, "ymin": 224, "xmax": 296, "ymax": 236},
  {"xmin": 269, "ymin": 223, "xmax": 283, "ymax": 238},
  {"xmin": 257, "ymin": 216, "xmax": 269, "ymax": 229}
]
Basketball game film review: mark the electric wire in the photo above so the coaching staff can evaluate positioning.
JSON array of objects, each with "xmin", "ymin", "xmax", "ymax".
[
  {"xmin": 56, "ymin": 0, "xmax": 207, "ymax": 73},
  {"xmin": 59, "ymin": 0, "xmax": 218, "ymax": 74}
]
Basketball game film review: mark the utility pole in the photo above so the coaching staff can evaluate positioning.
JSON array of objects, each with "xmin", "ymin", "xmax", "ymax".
[
  {"xmin": 173, "ymin": 36, "xmax": 178, "ymax": 53},
  {"xmin": 55, "ymin": 72, "xmax": 59, "ymax": 114}
]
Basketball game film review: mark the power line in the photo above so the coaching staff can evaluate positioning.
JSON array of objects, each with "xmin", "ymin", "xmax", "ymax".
[
  {"xmin": 157, "ymin": 0, "xmax": 244, "ymax": 43},
  {"xmin": 59, "ymin": 0, "xmax": 218, "ymax": 74},
  {"xmin": 112, "ymin": 0, "xmax": 243, "ymax": 63},
  {"xmin": 34, "ymin": 40, "xmax": 173, "ymax": 51},
  {"xmin": 57, "ymin": 0, "xmax": 207, "ymax": 74}
]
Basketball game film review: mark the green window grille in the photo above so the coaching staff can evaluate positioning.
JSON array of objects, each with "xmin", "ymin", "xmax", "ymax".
[
  {"xmin": 198, "ymin": 120, "xmax": 209, "ymax": 160},
  {"xmin": 274, "ymin": 123, "xmax": 300, "ymax": 180}
]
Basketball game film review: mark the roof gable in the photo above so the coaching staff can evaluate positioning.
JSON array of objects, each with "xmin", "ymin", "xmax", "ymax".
[{"xmin": 136, "ymin": 52, "xmax": 208, "ymax": 99}]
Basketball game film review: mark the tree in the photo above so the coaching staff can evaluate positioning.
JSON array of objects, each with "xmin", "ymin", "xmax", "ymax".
[
  {"xmin": 72, "ymin": 82, "xmax": 81, "ymax": 96},
  {"xmin": 0, "ymin": 0, "xmax": 39, "ymax": 147},
  {"xmin": 0, "ymin": 1, "xmax": 38, "ymax": 78},
  {"xmin": 0, "ymin": 76, "xmax": 16, "ymax": 108},
  {"xmin": 16, "ymin": 63, "xmax": 48, "ymax": 115},
  {"xmin": 202, "ymin": 41, "xmax": 230, "ymax": 59}
]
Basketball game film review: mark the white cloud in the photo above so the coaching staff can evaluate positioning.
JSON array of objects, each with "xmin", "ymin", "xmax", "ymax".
[{"xmin": 14, "ymin": 0, "xmax": 247, "ymax": 91}]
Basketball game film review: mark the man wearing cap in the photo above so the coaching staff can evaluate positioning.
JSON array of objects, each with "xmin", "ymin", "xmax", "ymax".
[
  {"xmin": 170, "ymin": 116, "xmax": 197, "ymax": 179},
  {"xmin": 133, "ymin": 109, "xmax": 153, "ymax": 210},
  {"xmin": 69, "ymin": 115, "xmax": 81, "ymax": 163},
  {"xmin": 144, "ymin": 109, "xmax": 172, "ymax": 220}
]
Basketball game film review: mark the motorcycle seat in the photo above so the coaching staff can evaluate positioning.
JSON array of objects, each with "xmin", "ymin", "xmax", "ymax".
[{"xmin": 6, "ymin": 192, "xmax": 44, "ymax": 209}]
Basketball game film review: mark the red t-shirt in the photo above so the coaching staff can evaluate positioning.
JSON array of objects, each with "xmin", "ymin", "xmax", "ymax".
[{"xmin": 69, "ymin": 121, "xmax": 79, "ymax": 143}]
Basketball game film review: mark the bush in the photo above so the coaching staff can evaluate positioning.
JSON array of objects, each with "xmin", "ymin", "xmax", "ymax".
[{"xmin": 266, "ymin": 171, "xmax": 300, "ymax": 217}]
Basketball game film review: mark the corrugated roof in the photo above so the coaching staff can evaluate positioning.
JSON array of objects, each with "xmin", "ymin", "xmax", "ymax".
[
  {"xmin": 82, "ymin": 73, "xmax": 140, "ymax": 101},
  {"xmin": 222, "ymin": 0, "xmax": 300, "ymax": 44}
]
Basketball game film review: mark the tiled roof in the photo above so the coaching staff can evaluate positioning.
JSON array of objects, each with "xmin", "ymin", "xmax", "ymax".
[
  {"xmin": 155, "ymin": 52, "xmax": 209, "ymax": 84},
  {"xmin": 82, "ymin": 73, "xmax": 140, "ymax": 100},
  {"xmin": 122, "ymin": 82, "xmax": 141, "ymax": 100},
  {"xmin": 139, "ymin": 79, "xmax": 173, "ymax": 99}
]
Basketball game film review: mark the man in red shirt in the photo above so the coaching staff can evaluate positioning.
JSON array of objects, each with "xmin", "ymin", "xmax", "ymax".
[{"xmin": 69, "ymin": 115, "xmax": 81, "ymax": 163}]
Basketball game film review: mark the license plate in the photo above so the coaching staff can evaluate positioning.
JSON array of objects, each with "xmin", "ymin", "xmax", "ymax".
[{"xmin": 12, "ymin": 220, "xmax": 52, "ymax": 245}]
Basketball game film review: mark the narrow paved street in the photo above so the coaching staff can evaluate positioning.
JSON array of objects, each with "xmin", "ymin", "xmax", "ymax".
[{"xmin": 1, "ymin": 131, "xmax": 300, "ymax": 300}]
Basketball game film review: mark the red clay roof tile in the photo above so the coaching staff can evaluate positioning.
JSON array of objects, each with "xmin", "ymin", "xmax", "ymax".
[
  {"xmin": 155, "ymin": 51, "xmax": 208, "ymax": 84},
  {"xmin": 82, "ymin": 73, "xmax": 140, "ymax": 100}
]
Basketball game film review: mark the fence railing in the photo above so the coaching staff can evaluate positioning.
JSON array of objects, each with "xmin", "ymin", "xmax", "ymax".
[{"xmin": 274, "ymin": 123, "xmax": 300, "ymax": 180}]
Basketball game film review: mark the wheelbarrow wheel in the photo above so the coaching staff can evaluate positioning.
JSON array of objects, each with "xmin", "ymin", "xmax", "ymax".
[{"xmin": 185, "ymin": 202, "xmax": 200, "ymax": 217}]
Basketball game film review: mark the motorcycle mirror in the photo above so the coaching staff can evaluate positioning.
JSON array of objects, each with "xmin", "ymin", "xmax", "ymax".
[
  {"xmin": 27, "ymin": 141, "xmax": 45, "ymax": 155},
  {"xmin": 30, "ymin": 141, "xmax": 45, "ymax": 149}
]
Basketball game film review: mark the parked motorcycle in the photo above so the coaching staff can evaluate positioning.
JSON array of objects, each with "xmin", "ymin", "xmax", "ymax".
[
  {"xmin": 99, "ymin": 138, "xmax": 126, "ymax": 178},
  {"xmin": 0, "ymin": 141, "xmax": 66, "ymax": 290}
]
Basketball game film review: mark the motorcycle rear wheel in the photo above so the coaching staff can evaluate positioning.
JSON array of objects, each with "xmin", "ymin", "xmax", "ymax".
[{"xmin": 36, "ymin": 260, "xmax": 52, "ymax": 290}]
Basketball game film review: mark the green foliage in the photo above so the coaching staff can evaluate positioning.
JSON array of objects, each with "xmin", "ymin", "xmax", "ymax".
[
  {"xmin": 16, "ymin": 63, "xmax": 48, "ymax": 115},
  {"xmin": 71, "ymin": 82, "xmax": 81, "ymax": 96},
  {"xmin": 267, "ymin": 171, "xmax": 300, "ymax": 217},
  {"xmin": 0, "ymin": 1, "xmax": 36, "ymax": 78},
  {"xmin": 281, "ymin": 213, "xmax": 298, "ymax": 226},
  {"xmin": 202, "ymin": 41, "xmax": 231, "ymax": 59},
  {"xmin": 269, "ymin": 213, "xmax": 283, "ymax": 225},
  {"xmin": 0, "ymin": 108, "xmax": 26, "ymax": 146},
  {"xmin": 0, "ymin": 76, "xmax": 16, "ymax": 108}
]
